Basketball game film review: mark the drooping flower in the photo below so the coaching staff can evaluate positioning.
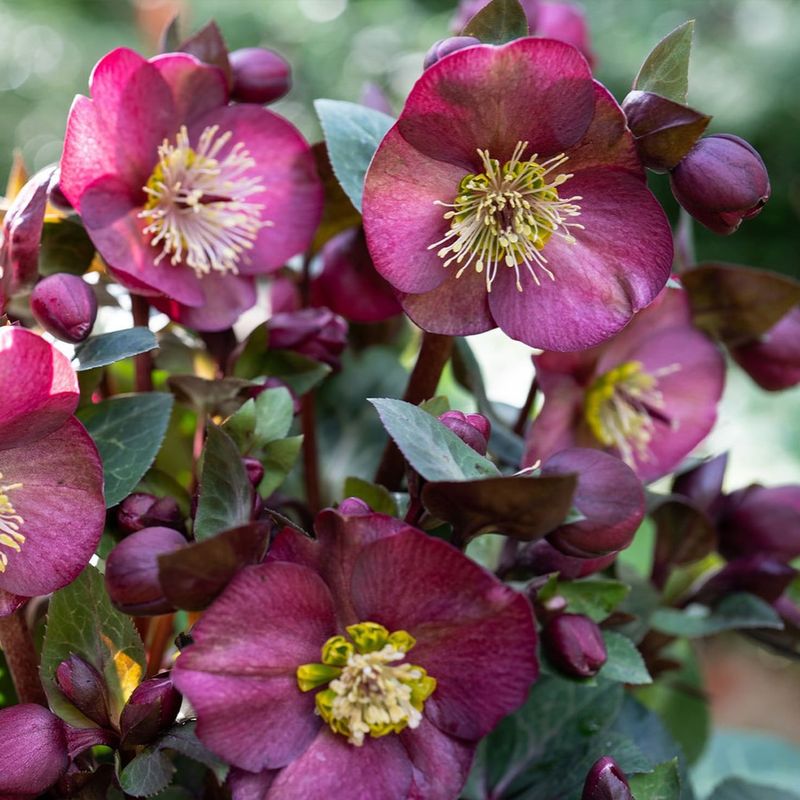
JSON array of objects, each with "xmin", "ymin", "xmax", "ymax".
[
  {"xmin": 362, "ymin": 39, "xmax": 672, "ymax": 351},
  {"xmin": 30, "ymin": 273, "xmax": 98, "ymax": 344},
  {"xmin": 523, "ymin": 288, "xmax": 724, "ymax": 481},
  {"xmin": 59, "ymin": 48, "xmax": 323, "ymax": 331},
  {"xmin": 173, "ymin": 499, "xmax": 538, "ymax": 799},
  {"xmin": 0, "ymin": 326, "xmax": 104, "ymax": 608}
]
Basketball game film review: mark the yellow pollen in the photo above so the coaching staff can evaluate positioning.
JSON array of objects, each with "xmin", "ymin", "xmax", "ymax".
[
  {"xmin": 584, "ymin": 360, "xmax": 681, "ymax": 467},
  {"xmin": 0, "ymin": 471, "xmax": 25, "ymax": 573},
  {"xmin": 429, "ymin": 141, "xmax": 583, "ymax": 293},
  {"xmin": 296, "ymin": 621, "xmax": 436, "ymax": 747},
  {"xmin": 138, "ymin": 124, "xmax": 272, "ymax": 278}
]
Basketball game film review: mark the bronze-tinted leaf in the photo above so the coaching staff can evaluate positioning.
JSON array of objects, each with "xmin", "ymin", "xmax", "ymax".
[
  {"xmin": 460, "ymin": 0, "xmax": 529, "ymax": 44},
  {"xmin": 178, "ymin": 20, "xmax": 232, "ymax": 86}
]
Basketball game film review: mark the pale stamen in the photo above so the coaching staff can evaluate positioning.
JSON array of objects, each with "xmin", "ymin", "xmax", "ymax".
[{"xmin": 0, "ymin": 471, "xmax": 25, "ymax": 573}]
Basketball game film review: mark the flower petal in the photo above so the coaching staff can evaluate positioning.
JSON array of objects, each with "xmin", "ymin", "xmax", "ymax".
[
  {"xmin": 173, "ymin": 561, "xmax": 336, "ymax": 772},
  {"xmin": 0, "ymin": 418, "xmax": 104, "ymax": 596},
  {"xmin": 228, "ymin": 767, "xmax": 277, "ymax": 800},
  {"xmin": 350, "ymin": 529, "xmax": 538, "ymax": 741},
  {"xmin": 487, "ymin": 168, "xmax": 672, "ymax": 350},
  {"xmin": 151, "ymin": 52, "xmax": 229, "ymax": 121},
  {"xmin": 0, "ymin": 327, "xmax": 78, "ymax": 450}
]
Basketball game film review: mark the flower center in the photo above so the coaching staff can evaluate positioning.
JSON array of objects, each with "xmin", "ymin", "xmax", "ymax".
[
  {"xmin": 139, "ymin": 125, "xmax": 271, "ymax": 278},
  {"xmin": 429, "ymin": 141, "xmax": 582, "ymax": 293},
  {"xmin": 296, "ymin": 621, "xmax": 436, "ymax": 747},
  {"xmin": 0, "ymin": 471, "xmax": 25, "ymax": 573},
  {"xmin": 584, "ymin": 360, "xmax": 680, "ymax": 467}
]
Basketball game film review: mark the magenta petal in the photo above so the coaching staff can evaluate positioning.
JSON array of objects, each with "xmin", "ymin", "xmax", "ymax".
[
  {"xmin": 173, "ymin": 561, "xmax": 336, "ymax": 772},
  {"xmin": 488, "ymin": 168, "xmax": 672, "ymax": 350},
  {"xmin": 228, "ymin": 768, "xmax": 277, "ymax": 800},
  {"xmin": 0, "ymin": 588, "xmax": 25, "ymax": 617},
  {"xmin": 396, "ymin": 39, "xmax": 594, "ymax": 166},
  {"xmin": 265, "ymin": 728, "xmax": 413, "ymax": 800},
  {"xmin": 731, "ymin": 307, "xmax": 800, "ymax": 391},
  {"xmin": 189, "ymin": 104, "xmax": 322, "ymax": 275},
  {"xmin": 350, "ymin": 529, "xmax": 538, "ymax": 740},
  {"xmin": 363, "ymin": 127, "xmax": 465, "ymax": 294},
  {"xmin": 151, "ymin": 53, "xmax": 229, "ymax": 121},
  {"xmin": 402, "ymin": 720, "xmax": 475, "ymax": 800},
  {"xmin": 0, "ymin": 327, "xmax": 78, "ymax": 450},
  {"xmin": 0, "ymin": 417, "xmax": 104, "ymax": 596},
  {"xmin": 151, "ymin": 273, "xmax": 257, "ymax": 331},
  {"xmin": 0, "ymin": 704, "xmax": 69, "ymax": 795}
]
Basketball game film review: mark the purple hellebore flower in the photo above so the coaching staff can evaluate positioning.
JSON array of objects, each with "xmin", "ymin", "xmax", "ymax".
[
  {"xmin": 362, "ymin": 39, "xmax": 672, "ymax": 351},
  {"xmin": 730, "ymin": 307, "xmax": 800, "ymax": 391},
  {"xmin": 670, "ymin": 134, "xmax": 770, "ymax": 235},
  {"xmin": 267, "ymin": 307, "xmax": 348, "ymax": 369},
  {"xmin": 0, "ymin": 327, "xmax": 104, "ymax": 610},
  {"xmin": 523, "ymin": 287, "xmax": 725, "ymax": 481},
  {"xmin": 59, "ymin": 48, "xmax": 323, "ymax": 331},
  {"xmin": 582, "ymin": 755, "xmax": 633, "ymax": 800},
  {"xmin": 30, "ymin": 273, "xmax": 98, "ymax": 344},
  {"xmin": 117, "ymin": 491, "xmax": 185, "ymax": 534},
  {"xmin": 542, "ymin": 613, "xmax": 607, "ymax": 678},
  {"xmin": 229, "ymin": 47, "xmax": 291, "ymax": 105},
  {"xmin": 438, "ymin": 410, "xmax": 491, "ymax": 455},
  {"xmin": 173, "ymin": 501, "xmax": 538, "ymax": 799}
]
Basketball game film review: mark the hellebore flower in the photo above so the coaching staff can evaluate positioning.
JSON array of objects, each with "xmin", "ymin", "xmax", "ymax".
[
  {"xmin": 363, "ymin": 39, "xmax": 671, "ymax": 351},
  {"xmin": 582, "ymin": 756, "xmax": 633, "ymax": 800},
  {"xmin": 59, "ymin": 48, "xmax": 322, "ymax": 331},
  {"xmin": 730, "ymin": 307, "xmax": 800, "ymax": 391},
  {"xmin": 267, "ymin": 307, "xmax": 348, "ymax": 369},
  {"xmin": 523, "ymin": 288, "xmax": 724, "ymax": 481},
  {"xmin": 438, "ymin": 410, "xmax": 491, "ymax": 455},
  {"xmin": 0, "ymin": 704, "xmax": 69, "ymax": 796},
  {"xmin": 310, "ymin": 228, "xmax": 402, "ymax": 323},
  {"xmin": 717, "ymin": 484, "xmax": 800, "ymax": 562},
  {"xmin": 117, "ymin": 491, "xmax": 185, "ymax": 534},
  {"xmin": 173, "ymin": 500, "xmax": 538, "ymax": 799},
  {"xmin": 30, "ymin": 273, "xmax": 98, "ymax": 344},
  {"xmin": 542, "ymin": 613, "xmax": 607, "ymax": 678},
  {"xmin": 670, "ymin": 134, "xmax": 770, "ymax": 235},
  {"xmin": 0, "ymin": 326, "xmax": 104, "ymax": 604}
]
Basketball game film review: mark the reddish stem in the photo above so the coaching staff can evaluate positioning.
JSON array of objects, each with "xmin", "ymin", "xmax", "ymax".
[
  {"xmin": 301, "ymin": 392, "xmax": 322, "ymax": 514},
  {"xmin": 0, "ymin": 608, "xmax": 47, "ymax": 706},
  {"xmin": 131, "ymin": 295, "xmax": 154, "ymax": 393},
  {"xmin": 512, "ymin": 376, "xmax": 538, "ymax": 436}
]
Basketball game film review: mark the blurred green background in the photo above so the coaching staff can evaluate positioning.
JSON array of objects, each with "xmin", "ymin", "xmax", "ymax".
[{"xmin": 1, "ymin": 0, "xmax": 798, "ymax": 275}]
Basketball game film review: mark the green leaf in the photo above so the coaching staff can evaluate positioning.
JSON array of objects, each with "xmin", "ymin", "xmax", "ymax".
[
  {"xmin": 157, "ymin": 720, "xmax": 229, "ymax": 782},
  {"xmin": 558, "ymin": 579, "xmax": 631, "ymax": 622},
  {"xmin": 419, "ymin": 395, "xmax": 450, "ymax": 417},
  {"xmin": 460, "ymin": 0, "xmax": 528, "ymax": 44},
  {"xmin": 78, "ymin": 393, "xmax": 173, "ymax": 507},
  {"xmin": 633, "ymin": 21, "xmax": 694, "ymax": 105},
  {"xmin": 260, "ymin": 436, "xmax": 303, "ymax": 497},
  {"xmin": 370, "ymin": 397, "xmax": 499, "ymax": 482},
  {"xmin": 39, "ymin": 218, "xmax": 95, "ymax": 276},
  {"xmin": 600, "ymin": 632, "xmax": 652, "ymax": 685},
  {"xmin": 629, "ymin": 759, "xmax": 681, "ymax": 800},
  {"xmin": 343, "ymin": 476, "xmax": 398, "ymax": 516},
  {"xmin": 193, "ymin": 424, "xmax": 254, "ymax": 541},
  {"xmin": 708, "ymin": 780, "xmax": 800, "ymax": 800},
  {"xmin": 223, "ymin": 387, "xmax": 294, "ymax": 454},
  {"xmin": 314, "ymin": 99, "xmax": 394, "ymax": 212},
  {"xmin": 118, "ymin": 746, "xmax": 175, "ymax": 797},
  {"xmin": 41, "ymin": 566, "xmax": 146, "ymax": 727},
  {"xmin": 73, "ymin": 328, "xmax": 158, "ymax": 371},
  {"xmin": 651, "ymin": 593, "xmax": 783, "ymax": 638}
]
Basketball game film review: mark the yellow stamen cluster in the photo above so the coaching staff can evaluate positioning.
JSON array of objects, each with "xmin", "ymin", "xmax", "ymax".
[
  {"xmin": 297, "ymin": 621, "xmax": 436, "ymax": 747},
  {"xmin": 0, "ymin": 471, "xmax": 25, "ymax": 573},
  {"xmin": 139, "ymin": 125, "xmax": 271, "ymax": 278},
  {"xmin": 429, "ymin": 141, "xmax": 583, "ymax": 293},
  {"xmin": 584, "ymin": 360, "xmax": 680, "ymax": 467}
]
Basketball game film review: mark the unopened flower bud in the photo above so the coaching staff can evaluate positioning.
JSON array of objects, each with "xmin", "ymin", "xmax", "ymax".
[
  {"xmin": 30, "ymin": 273, "xmax": 97, "ymax": 343},
  {"xmin": 582, "ymin": 756, "xmax": 633, "ymax": 800},
  {"xmin": 229, "ymin": 47, "xmax": 291, "ymax": 104},
  {"xmin": 423, "ymin": 36, "xmax": 480, "ymax": 69},
  {"xmin": 267, "ymin": 308, "xmax": 348, "ymax": 369},
  {"xmin": 517, "ymin": 539, "xmax": 617, "ymax": 579},
  {"xmin": 670, "ymin": 134, "xmax": 770, "ymax": 235},
  {"xmin": 438, "ymin": 410, "xmax": 491, "ymax": 455},
  {"xmin": 730, "ymin": 307, "xmax": 800, "ymax": 391},
  {"xmin": 672, "ymin": 453, "xmax": 728, "ymax": 518},
  {"xmin": 55, "ymin": 654, "xmax": 110, "ymax": 728},
  {"xmin": 117, "ymin": 492, "xmax": 184, "ymax": 534},
  {"xmin": 694, "ymin": 554, "xmax": 795, "ymax": 606},
  {"xmin": 105, "ymin": 527, "xmax": 187, "ymax": 615},
  {"xmin": 243, "ymin": 456, "xmax": 265, "ymax": 488},
  {"xmin": 120, "ymin": 674, "xmax": 182, "ymax": 746},
  {"xmin": 338, "ymin": 497, "xmax": 372, "ymax": 516},
  {"xmin": 543, "ymin": 613, "xmax": 607, "ymax": 678}
]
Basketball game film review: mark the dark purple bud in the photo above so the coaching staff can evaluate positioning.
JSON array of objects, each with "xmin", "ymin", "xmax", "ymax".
[
  {"xmin": 423, "ymin": 36, "xmax": 480, "ymax": 69},
  {"xmin": 0, "ymin": 704, "xmax": 69, "ymax": 796},
  {"xmin": 105, "ymin": 527, "xmax": 187, "ymax": 615},
  {"xmin": 582, "ymin": 756, "xmax": 633, "ymax": 800},
  {"xmin": 243, "ymin": 456, "xmax": 265, "ymax": 488},
  {"xmin": 517, "ymin": 539, "xmax": 617, "ymax": 579},
  {"xmin": 30, "ymin": 273, "xmax": 97, "ymax": 343},
  {"xmin": 718, "ymin": 484, "xmax": 800, "ymax": 562},
  {"xmin": 117, "ymin": 492, "xmax": 185, "ymax": 535},
  {"xmin": 55, "ymin": 654, "xmax": 110, "ymax": 728},
  {"xmin": 693, "ymin": 555, "xmax": 796, "ymax": 606},
  {"xmin": 542, "ymin": 449, "xmax": 645, "ymax": 557},
  {"xmin": 672, "ymin": 453, "xmax": 728, "ymax": 518},
  {"xmin": 731, "ymin": 307, "xmax": 800, "ymax": 391},
  {"xmin": 120, "ymin": 673, "xmax": 182, "ymax": 746},
  {"xmin": 670, "ymin": 134, "xmax": 770, "ymax": 235},
  {"xmin": 438, "ymin": 410, "xmax": 491, "ymax": 455},
  {"xmin": 775, "ymin": 593, "xmax": 800, "ymax": 630},
  {"xmin": 543, "ymin": 613, "xmax": 607, "ymax": 678},
  {"xmin": 229, "ymin": 47, "xmax": 291, "ymax": 104},
  {"xmin": 536, "ymin": 2, "xmax": 595, "ymax": 68},
  {"xmin": 267, "ymin": 308, "xmax": 348, "ymax": 369}
]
